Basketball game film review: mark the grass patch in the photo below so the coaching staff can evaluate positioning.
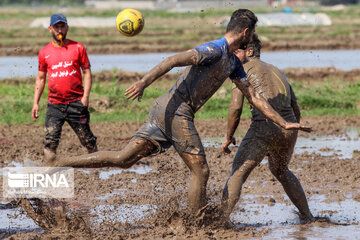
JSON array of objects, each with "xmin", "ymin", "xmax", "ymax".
[{"xmin": 0, "ymin": 73, "xmax": 359, "ymax": 125}]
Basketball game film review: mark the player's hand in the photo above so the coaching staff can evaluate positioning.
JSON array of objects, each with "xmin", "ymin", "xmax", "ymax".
[
  {"xmin": 125, "ymin": 80, "xmax": 146, "ymax": 102},
  {"xmin": 222, "ymin": 137, "xmax": 236, "ymax": 155},
  {"xmin": 285, "ymin": 122, "xmax": 312, "ymax": 133},
  {"xmin": 81, "ymin": 96, "xmax": 89, "ymax": 106},
  {"xmin": 32, "ymin": 104, "xmax": 39, "ymax": 121}
]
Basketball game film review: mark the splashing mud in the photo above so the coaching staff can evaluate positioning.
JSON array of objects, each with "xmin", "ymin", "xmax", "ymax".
[{"xmin": 20, "ymin": 199, "xmax": 89, "ymax": 232}]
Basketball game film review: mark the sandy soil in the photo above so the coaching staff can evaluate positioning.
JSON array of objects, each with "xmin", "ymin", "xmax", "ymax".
[{"xmin": 0, "ymin": 116, "xmax": 360, "ymax": 239}]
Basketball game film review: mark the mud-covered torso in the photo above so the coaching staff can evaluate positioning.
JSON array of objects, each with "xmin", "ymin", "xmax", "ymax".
[
  {"xmin": 244, "ymin": 58, "xmax": 296, "ymax": 122},
  {"xmin": 154, "ymin": 37, "xmax": 246, "ymax": 120}
]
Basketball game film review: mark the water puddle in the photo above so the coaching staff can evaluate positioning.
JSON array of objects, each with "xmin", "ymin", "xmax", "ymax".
[
  {"xmin": 231, "ymin": 194, "xmax": 360, "ymax": 239},
  {"xmin": 203, "ymin": 128, "xmax": 360, "ymax": 159},
  {"xmin": 95, "ymin": 188, "xmax": 126, "ymax": 200},
  {"xmin": 202, "ymin": 137, "xmax": 222, "ymax": 148},
  {"xmin": 295, "ymin": 128, "xmax": 360, "ymax": 159},
  {"xmin": 261, "ymin": 224, "xmax": 360, "ymax": 239},
  {"xmin": 89, "ymin": 204, "xmax": 157, "ymax": 224},
  {"xmin": 77, "ymin": 169, "xmax": 91, "ymax": 174},
  {"xmin": 0, "ymin": 203, "xmax": 41, "ymax": 234},
  {"xmin": 231, "ymin": 194, "xmax": 360, "ymax": 225},
  {"xmin": 0, "ymin": 161, "xmax": 24, "ymax": 176},
  {"xmin": 98, "ymin": 165, "xmax": 153, "ymax": 180}
]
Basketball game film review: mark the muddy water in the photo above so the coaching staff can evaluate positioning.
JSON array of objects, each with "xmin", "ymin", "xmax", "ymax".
[
  {"xmin": 2, "ymin": 49, "xmax": 360, "ymax": 79},
  {"xmin": 203, "ymin": 127, "xmax": 360, "ymax": 159}
]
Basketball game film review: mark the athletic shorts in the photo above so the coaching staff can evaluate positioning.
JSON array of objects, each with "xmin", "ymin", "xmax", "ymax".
[
  {"xmin": 134, "ymin": 104, "xmax": 205, "ymax": 156},
  {"xmin": 233, "ymin": 120, "xmax": 298, "ymax": 166}
]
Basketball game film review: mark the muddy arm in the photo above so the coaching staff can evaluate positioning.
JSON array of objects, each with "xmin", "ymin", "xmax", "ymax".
[
  {"xmin": 233, "ymin": 77, "xmax": 290, "ymax": 128},
  {"xmin": 222, "ymin": 87, "xmax": 245, "ymax": 154},
  {"xmin": 290, "ymin": 85, "xmax": 301, "ymax": 123},
  {"xmin": 125, "ymin": 49, "xmax": 198, "ymax": 101},
  {"xmin": 226, "ymin": 87, "xmax": 244, "ymax": 140}
]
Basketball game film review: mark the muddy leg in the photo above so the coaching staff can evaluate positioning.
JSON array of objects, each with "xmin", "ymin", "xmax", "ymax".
[
  {"xmin": 268, "ymin": 153, "xmax": 314, "ymax": 222},
  {"xmin": 221, "ymin": 160, "xmax": 261, "ymax": 221},
  {"xmin": 66, "ymin": 101, "xmax": 98, "ymax": 153},
  {"xmin": 52, "ymin": 138, "xmax": 155, "ymax": 168},
  {"xmin": 179, "ymin": 152, "xmax": 209, "ymax": 213},
  {"xmin": 221, "ymin": 138, "xmax": 265, "ymax": 221},
  {"xmin": 43, "ymin": 104, "xmax": 66, "ymax": 164}
]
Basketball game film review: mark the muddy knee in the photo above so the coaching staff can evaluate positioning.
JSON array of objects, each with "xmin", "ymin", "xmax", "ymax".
[
  {"xmin": 193, "ymin": 161, "xmax": 210, "ymax": 180},
  {"xmin": 116, "ymin": 138, "xmax": 156, "ymax": 168}
]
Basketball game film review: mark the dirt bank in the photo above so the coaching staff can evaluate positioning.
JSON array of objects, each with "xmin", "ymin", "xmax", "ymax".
[
  {"xmin": 4, "ymin": 67, "xmax": 360, "ymax": 85},
  {"xmin": 2, "ymin": 36, "xmax": 360, "ymax": 57}
]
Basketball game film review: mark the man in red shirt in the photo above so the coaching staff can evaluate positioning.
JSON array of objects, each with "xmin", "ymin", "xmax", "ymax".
[{"xmin": 32, "ymin": 14, "xmax": 97, "ymax": 163}]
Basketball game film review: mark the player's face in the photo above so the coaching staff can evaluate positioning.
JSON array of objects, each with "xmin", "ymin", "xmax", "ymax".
[
  {"xmin": 234, "ymin": 49, "xmax": 246, "ymax": 63},
  {"xmin": 49, "ymin": 22, "xmax": 68, "ymax": 41}
]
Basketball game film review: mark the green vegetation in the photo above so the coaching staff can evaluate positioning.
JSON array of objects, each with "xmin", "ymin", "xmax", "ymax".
[{"xmin": 1, "ymin": 74, "xmax": 359, "ymax": 125}]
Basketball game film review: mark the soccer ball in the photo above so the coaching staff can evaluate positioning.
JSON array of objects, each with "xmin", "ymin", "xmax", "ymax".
[{"xmin": 116, "ymin": 8, "xmax": 144, "ymax": 37}]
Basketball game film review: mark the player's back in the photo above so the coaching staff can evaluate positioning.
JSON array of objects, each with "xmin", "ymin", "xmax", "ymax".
[{"xmin": 244, "ymin": 58, "xmax": 296, "ymax": 122}]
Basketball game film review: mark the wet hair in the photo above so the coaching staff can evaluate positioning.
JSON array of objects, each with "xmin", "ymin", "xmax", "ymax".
[
  {"xmin": 247, "ymin": 33, "xmax": 262, "ymax": 57},
  {"xmin": 226, "ymin": 9, "xmax": 258, "ymax": 34}
]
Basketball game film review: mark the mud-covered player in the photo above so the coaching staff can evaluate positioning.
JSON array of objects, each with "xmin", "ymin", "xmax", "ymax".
[{"xmin": 50, "ymin": 9, "xmax": 310, "ymax": 214}]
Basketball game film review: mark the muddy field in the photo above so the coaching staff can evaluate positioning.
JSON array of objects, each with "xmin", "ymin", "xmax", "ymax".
[{"xmin": 0, "ymin": 116, "xmax": 360, "ymax": 239}]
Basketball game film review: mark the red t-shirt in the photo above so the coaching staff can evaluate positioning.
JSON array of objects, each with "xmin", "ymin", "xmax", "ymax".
[{"xmin": 38, "ymin": 40, "xmax": 91, "ymax": 104}]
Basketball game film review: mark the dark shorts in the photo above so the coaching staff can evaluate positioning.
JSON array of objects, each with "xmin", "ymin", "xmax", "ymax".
[
  {"xmin": 233, "ymin": 120, "xmax": 297, "ymax": 168},
  {"xmin": 134, "ymin": 105, "xmax": 205, "ymax": 156},
  {"xmin": 44, "ymin": 100, "xmax": 97, "ymax": 152}
]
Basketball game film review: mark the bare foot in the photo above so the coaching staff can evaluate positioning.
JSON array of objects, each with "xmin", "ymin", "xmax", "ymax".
[{"xmin": 294, "ymin": 211, "xmax": 315, "ymax": 224}]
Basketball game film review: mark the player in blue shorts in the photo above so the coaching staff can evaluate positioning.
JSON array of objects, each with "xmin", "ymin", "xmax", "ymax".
[{"xmin": 52, "ymin": 9, "xmax": 310, "ymax": 213}]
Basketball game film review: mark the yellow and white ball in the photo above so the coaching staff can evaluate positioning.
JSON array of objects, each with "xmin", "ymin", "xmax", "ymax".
[{"xmin": 116, "ymin": 8, "xmax": 144, "ymax": 37}]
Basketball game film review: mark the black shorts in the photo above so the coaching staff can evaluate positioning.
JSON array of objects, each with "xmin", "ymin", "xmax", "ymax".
[{"xmin": 134, "ymin": 105, "xmax": 205, "ymax": 156}]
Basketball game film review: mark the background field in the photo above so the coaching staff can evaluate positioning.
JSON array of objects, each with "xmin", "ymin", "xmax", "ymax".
[
  {"xmin": 0, "ymin": 5, "xmax": 360, "ymax": 124},
  {"xmin": 1, "ymin": 5, "xmax": 360, "ymax": 56}
]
